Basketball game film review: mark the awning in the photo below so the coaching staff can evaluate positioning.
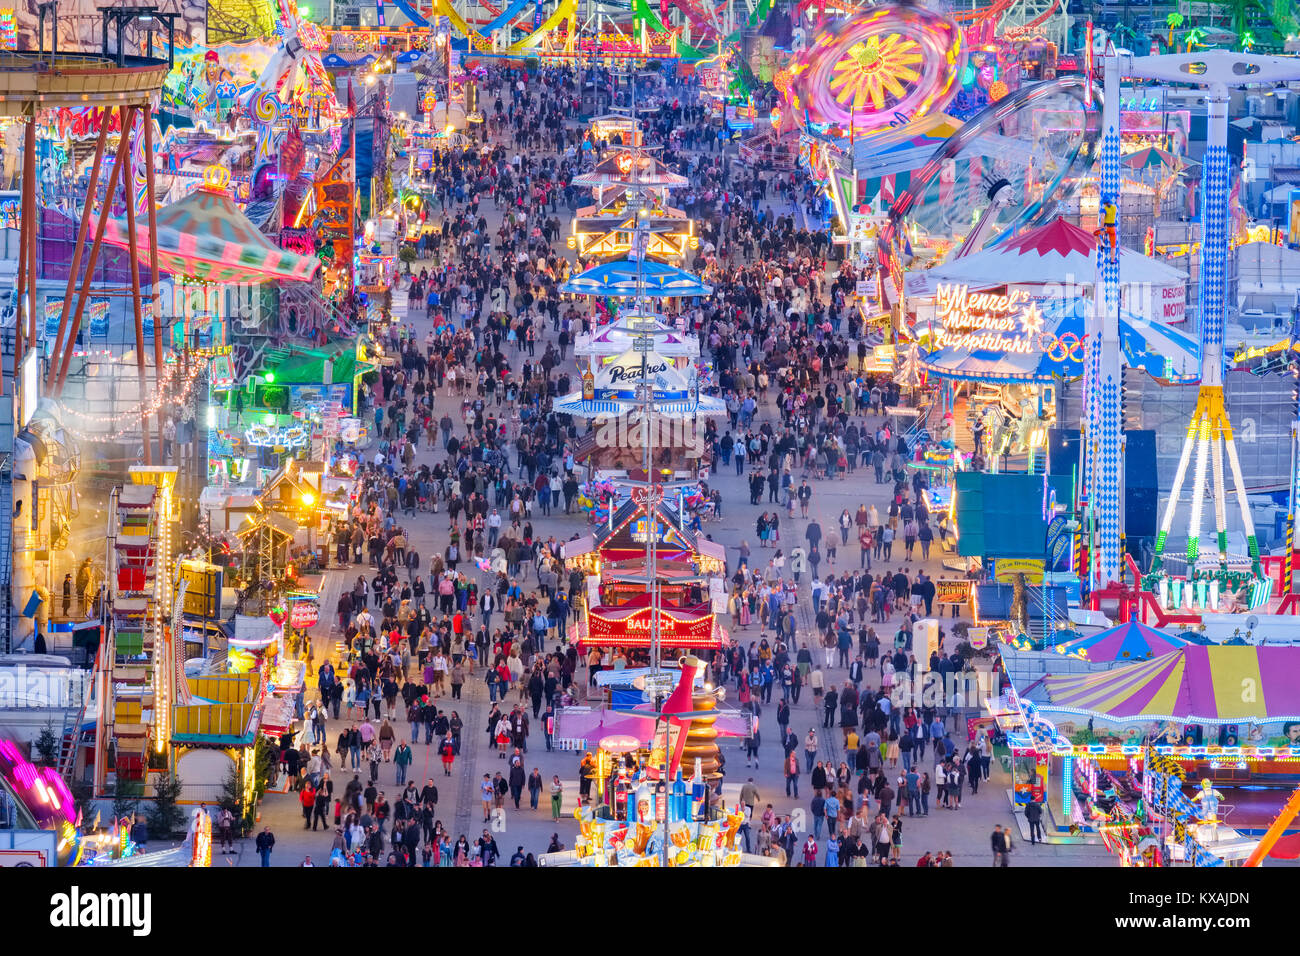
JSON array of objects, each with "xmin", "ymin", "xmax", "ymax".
[
  {"xmin": 697, "ymin": 537, "xmax": 726, "ymax": 564},
  {"xmin": 904, "ymin": 216, "xmax": 1186, "ymax": 297},
  {"xmin": 103, "ymin": 183, "xmax": 320, "ymax": 284},
  {"xmin": 561, "ymin": 534, "xmax": 594, "ymax": 561},
  {"xmin": 553, "ymin": 705, "xmax": 750, "ymax": 741}
]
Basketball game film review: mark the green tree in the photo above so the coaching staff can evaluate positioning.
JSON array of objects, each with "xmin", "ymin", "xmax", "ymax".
[
  {"xmin": 398, "ymin": 243, "xmax": 417, "ymax": 275},
  {"xmin": 219, "ymin": 765, "xmax": 246, "ymax": 835},
  {"xmin": 146, "ymin": 773, "xmax": 186, "ymax": 838},
  {"xmin": 1185, "ymin": 27, "xmax": 1208, "ymax": 51},
  {"xmin": 112, "ymin": 779, "xmax": 144, "ymax": 823},
  {"xmin": 33, "ymin": 724, "xmax": 59, "ymax": 767}
]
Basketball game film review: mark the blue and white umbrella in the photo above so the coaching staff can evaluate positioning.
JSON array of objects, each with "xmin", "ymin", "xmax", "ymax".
[{"xmin": 561, "ymin": 259, "xmax": 713, "ymax": 298}]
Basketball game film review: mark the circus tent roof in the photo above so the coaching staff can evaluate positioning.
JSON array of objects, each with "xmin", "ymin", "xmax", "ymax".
[
  {"xmin": 1053, "ymin": 620, "xmax": 1209, "ymax": 663},
  {"xmin": 903, "ymin": 217, "xmax": 1186, "ymax": 296},
  {"xmin": 1039, "ymin": 646, "xmax": 1300, "ymax": 723}
]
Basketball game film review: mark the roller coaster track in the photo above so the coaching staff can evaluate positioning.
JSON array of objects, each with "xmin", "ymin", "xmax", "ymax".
[{"xmin": 950, "ymin": 0, "xmax": 1014, "ymax": 24}]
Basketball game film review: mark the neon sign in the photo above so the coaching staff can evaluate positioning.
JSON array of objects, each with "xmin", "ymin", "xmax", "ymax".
[
  {"xmin": 244, "ymin": 424, "xmax": 310, "ymax": 448},
  {"xmin": 933, "ymin": 284, "xmax": 1043, "ymax": 355}
]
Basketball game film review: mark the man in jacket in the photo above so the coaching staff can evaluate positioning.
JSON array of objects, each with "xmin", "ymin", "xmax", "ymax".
[
  {"xmin": 1024, "ymin": 801, "xmax": 1044, "ymax": 844},
  {"xmin": 255, "ymin": 827, "xmax": 275, "ymax": 867}
]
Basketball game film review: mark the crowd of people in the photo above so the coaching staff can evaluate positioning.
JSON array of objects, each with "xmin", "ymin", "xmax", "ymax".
[{"xmin": 255, "ymin": 56, "xmax": 1003, "ymax": 866}]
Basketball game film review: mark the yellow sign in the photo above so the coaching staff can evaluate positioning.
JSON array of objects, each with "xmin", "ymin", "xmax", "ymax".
[
  {"xmin": 994, "ymin": 558, "xmax": 1045, "ymax": 584},
  {"xmin": 935, "ymin": 579, "xmax": 971, "ymax": 605}
]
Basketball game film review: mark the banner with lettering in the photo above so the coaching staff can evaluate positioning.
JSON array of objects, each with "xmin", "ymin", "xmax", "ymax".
[{"xmin": 585, "ymin": 604, "xmax": 715, "ymax": 648}]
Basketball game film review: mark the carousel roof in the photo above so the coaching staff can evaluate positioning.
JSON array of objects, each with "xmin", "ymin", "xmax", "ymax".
[
  {"xmin": 104, "ymin": 184, "xmax": 320, "ymax": 284},
  {"xmin": 572, "ymin": 151, "xmax": 689, "ymax": 188},
  {"xmin": 560, "ymin": 258, "xmax": 712, "ymax": 298},
  {"xmin": 1122, "ymin": 146, "xmax": 1181, "ymax": 170},
  {"xmin": 903, "ymin": 217, "xmax": 1186, "ymax": 296}
]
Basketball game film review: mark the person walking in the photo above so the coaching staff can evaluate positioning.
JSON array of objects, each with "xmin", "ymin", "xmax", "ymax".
[
  {"xmin": 784, "ymin": 749, "xmax": 800, "ymax": 798},
  {"xmin": 550, "ymin": 775, "xmax": 564, "ymax": 821},
  {"xmin": 991, "ymin": 823, "xmax": 1012, "ymax": 866},
  {"xmin": 527, "ymin": 768, "xmax": 543, "ymax": 810},
  {"xmin": 299, "ymin": 781, "xmax": 316, "ymax": 828},
  {"xmin": 255, "ymin": 826, "xmax": 275, "ymax": 867},
  {"xmin": 804, "ymin": 728, "xmax": 819, "ymax": 773},
  {"xmin": 394, "ymin": 740, "xmax": 413, "ymax": 785}
]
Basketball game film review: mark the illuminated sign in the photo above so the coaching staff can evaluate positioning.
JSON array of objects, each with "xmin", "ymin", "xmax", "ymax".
[
  {"xmin": 631, "ymin": 517, "xmax": 667, "ymax": 543},
  {"xmin": 244, "ymin": 424, "xmax": 310, "ymax": 448},
  {"xmin": 587, "ymin": 605, "xmax": 715, "ymax": 645},
  {"xmin": 933, "ymin": 284, "xmax": 1043, "ymax": 354},
  {"xmin": 289, "ymin": 597, "xmax": 320, "ymax": 629},
  {"xmin": 575, "ymin": 30, "xmax": 676, "ymax": 57},
  {"xmin": 935, "ymin": 579, "xmax": 972, "ymax": 605}
]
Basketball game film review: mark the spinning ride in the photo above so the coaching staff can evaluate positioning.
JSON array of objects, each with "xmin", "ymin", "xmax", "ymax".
[
  {"xmin": 785, "ymin": 6, "xmax": 963, "ymax": 137},
  {"xmin": 879, "ymin": 75, "xmax": 1101, "ymax": 294}
]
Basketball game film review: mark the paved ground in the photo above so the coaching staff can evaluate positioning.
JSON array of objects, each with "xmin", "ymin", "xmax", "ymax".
[{"xmin": 220, "ymin": 103, "xmax": 1112, "ymax": 867}]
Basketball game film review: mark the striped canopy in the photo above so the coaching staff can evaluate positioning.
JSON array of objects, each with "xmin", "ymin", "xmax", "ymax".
[
  {"xmin": 561, "ymin": 259, "xmax": 712, "ymax": 298},
  {"xmin": 1123, "ymin": 146, "xmax": 1181, "ymax": 171},
  {"xmin": 1054, "ymin": 620, "xmax": 1206, "ymax": 662},
  {"xmin": 104, "ymin": 186, "xmax": 321, "ymax": 284},
  {"xmin": 1041, "ymin": 646, "xmax": 1300, "ymax": 722}
]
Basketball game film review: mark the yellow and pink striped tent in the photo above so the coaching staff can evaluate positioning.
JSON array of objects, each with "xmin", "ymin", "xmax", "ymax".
[{"xmin": 1042, "ymin": 646, "xmax": 1300, "ymax": 723}]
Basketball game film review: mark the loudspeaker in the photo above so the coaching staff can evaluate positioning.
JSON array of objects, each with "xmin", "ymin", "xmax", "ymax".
[{"xmin": 1219, "ymin": 724, "xmax": 1240, "ymax": 746}]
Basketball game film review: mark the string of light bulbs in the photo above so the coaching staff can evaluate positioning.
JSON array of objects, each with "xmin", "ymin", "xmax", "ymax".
[
  {"xmin": 53, "ymin": 349, "xmax": 209, "ymax": 425},
  {"xmin": 55, "ymin": 359, "xmax": 209, "ymax": 443}
]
